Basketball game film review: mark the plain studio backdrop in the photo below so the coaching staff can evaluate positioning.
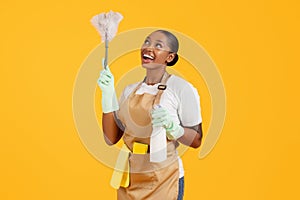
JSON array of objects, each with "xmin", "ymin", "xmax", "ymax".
[{"xmin": 0, "ymin": 0, "xmax": 299, "ymax": 199}]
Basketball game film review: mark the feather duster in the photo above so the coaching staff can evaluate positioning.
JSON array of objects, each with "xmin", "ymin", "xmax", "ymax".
[{"xmin": 91, "ymin": 11, "xmax": 123, "ymax": 68}]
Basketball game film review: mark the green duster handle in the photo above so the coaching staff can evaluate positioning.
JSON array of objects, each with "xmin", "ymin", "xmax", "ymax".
[{"xmin": 104, "ymin": 33, "xmax": 108, "ymax": 70}]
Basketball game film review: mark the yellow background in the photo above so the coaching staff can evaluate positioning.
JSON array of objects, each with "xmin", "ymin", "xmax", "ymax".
[{"xmin": 1, "ymin": 0, "xmax": 299, "ymax": 199}]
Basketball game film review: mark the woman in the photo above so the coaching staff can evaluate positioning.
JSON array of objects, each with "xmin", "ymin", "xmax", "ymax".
[{"xmin": 98, "ymin": 30, "xmax": 203, "ymax": 200}]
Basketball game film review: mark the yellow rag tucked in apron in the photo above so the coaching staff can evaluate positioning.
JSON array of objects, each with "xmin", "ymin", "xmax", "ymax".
[
  {"xmin": 110, "ymin": 144, "xmax": 130, "ymax": 189},
  {"xmin": 110, "ymin": 142, "xmax": 149, "ymax": 189}
]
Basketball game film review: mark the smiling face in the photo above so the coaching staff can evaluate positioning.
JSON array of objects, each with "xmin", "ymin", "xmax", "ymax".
[{"xmin": 141, "ymin": 31, "xmax": 176, "ymax": 68}]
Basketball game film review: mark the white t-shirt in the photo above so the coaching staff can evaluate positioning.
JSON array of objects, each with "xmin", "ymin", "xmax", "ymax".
[{"xmin": 118, "ymin": 75, "xmax": 202, "ymax": 178}]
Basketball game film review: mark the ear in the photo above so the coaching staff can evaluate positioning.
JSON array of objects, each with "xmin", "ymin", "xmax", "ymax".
[{"xmin": 166, "ymin": 53, "xmax": 176, "ymax": 63}]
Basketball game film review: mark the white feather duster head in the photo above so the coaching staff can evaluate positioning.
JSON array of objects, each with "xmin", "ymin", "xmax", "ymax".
[{"xmin": 91, "ymin": 11, "xmax": 123, "ymax": 42}]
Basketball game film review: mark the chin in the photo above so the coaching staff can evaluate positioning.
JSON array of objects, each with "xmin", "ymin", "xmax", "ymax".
[{"xmin": 142, "ymin": 62, "xmax": 166, "ymax": 69}]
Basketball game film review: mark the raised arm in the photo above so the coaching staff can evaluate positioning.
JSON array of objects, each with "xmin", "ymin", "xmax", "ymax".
[
  {"xmin": 97, "ymin": 59, "xmax": 123, "ymax": 145},
  {"xmin": 102, "ymin": 112, "xmax": 123, "ymax": 145}
]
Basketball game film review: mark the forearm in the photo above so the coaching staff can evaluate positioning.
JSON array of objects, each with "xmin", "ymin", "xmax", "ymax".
[
  {"xmin": 102, "ymin": 112, "xmax": 123, "ymax": 145},
  {"xmin": 177, "ymin": 124, "xmax": 203, "ymax": 148}
]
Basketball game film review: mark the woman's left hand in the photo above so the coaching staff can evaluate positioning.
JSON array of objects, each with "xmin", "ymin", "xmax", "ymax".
[{"xmin": 151, "ymin": 107, "xmax": 184, "ymax": 140}]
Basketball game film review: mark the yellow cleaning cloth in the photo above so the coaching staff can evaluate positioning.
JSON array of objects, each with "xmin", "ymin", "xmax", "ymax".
[
  {"xmin": 133, "ymin": 142, "xmax": 148, "ymax": 154},
  {"xmin": 110, "ymin": 142, "xmax": 148, "ymax": 189},
  {"xmin": 110, "ymin": 144, "xmax": 130, "ymax": 189}
]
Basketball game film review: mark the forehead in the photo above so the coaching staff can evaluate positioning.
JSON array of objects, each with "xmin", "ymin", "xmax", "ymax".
[{"xmin": 146, "ymin": 31, "xmax": 168, "ymax": 42}]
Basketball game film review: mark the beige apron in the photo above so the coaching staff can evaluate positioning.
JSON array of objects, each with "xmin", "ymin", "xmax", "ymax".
[{"xmin": 116, "ymin": 72, "xmax": 179, "ymax": 200}]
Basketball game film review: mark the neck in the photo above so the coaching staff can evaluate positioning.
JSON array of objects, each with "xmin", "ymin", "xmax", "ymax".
[{"xmin": 145, "ymin": 68, "xmax": 166, "ymax": 85}]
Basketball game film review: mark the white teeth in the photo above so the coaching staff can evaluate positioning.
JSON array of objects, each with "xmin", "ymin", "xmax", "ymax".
[{"xmin": 143, "ymin": 54, "xmax": 154, "ymax": 59}]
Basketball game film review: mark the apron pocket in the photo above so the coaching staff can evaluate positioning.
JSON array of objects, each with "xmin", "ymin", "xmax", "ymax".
[{"xmin": 129, "ymin": 153, "xmax": 158, "ymax": 190}]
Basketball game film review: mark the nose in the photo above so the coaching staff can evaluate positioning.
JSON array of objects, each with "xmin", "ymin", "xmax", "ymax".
[
  {"xmin": 141, "ymin": 46, "xmax": 154, "ymax": 53},
  {"xmin": 145, "ymin": 47, "xmax": 154, "ymax": 51}
]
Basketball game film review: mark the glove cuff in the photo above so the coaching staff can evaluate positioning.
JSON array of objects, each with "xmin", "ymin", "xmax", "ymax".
[
  {"xmin": 166, "ymin": 123, "xmax": 184, "ymax": 140},
  {"xmin": 102, "ymin": 92, "xmax": 119, "ymax": 113}
]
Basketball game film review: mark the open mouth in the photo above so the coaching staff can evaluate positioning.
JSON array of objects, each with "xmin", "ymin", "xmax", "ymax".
[{"xmin": 142, "ymin": 54, "xmax": 155, "ymax": 63}]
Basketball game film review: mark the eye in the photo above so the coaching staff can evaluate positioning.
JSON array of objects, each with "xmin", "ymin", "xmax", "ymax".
[
  {"xmin": 144, "ymin": 39, "xmax": 150, "ymax": 45},
  {"xmin": 155, "ymin": 43, "xmax": 163, "ymax": 49}
]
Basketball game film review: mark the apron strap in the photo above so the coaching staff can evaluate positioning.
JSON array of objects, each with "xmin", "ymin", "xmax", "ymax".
[
  {"xmin": 129, "ymin": 71, "xmax": 171, "ymax": 107},
  {"xmin": 153, "ymin": 72, "xmax": 171, "ymax": 106}
]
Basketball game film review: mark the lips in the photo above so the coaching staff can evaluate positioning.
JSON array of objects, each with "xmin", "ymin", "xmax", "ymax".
[
  {"xmin": 142, "ymin": 53, "xmax": 155, "ymax": 64},
  {"xmin": 143, "ymin": 54, "xmax": 154, "ymax": 60}
]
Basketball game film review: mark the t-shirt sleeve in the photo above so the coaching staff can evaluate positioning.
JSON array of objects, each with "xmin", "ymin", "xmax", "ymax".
[
  {"xmin": 114, "ymin": 88, "xmax": 128, "ymax": 131},
  {"xmin": 118, "ymin": 88, "xmax": 126, "ymax": 105},
  {"xmin": 118, "ymin": 83, "xmax": 136, "ymax": 105},
  {"xmin": 178, "ymin": 83, "xmax": 202, "ymax": 127},
  {"xmin": 115, "ymin": 83, "xmax": 137, "ymax": 129}
]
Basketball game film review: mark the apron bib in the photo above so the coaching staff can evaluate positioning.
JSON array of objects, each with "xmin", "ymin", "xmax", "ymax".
[{"xmin": 117, "ymin": 72, "xmax": 179, "ymax": 200}]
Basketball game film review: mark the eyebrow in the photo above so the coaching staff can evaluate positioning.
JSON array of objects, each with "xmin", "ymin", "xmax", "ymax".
[
  {"xmin": 146, "ymin": 37, "xmax": 165, "ymax": 44},
  {"xmin": 156, "ymin": 39, "xmax": 164, "ymax": 44}
]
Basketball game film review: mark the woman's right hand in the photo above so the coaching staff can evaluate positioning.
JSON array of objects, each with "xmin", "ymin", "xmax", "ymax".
[{"xmin": 97, "ymin": 58, "xmax": 119, "ymax": 113}]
